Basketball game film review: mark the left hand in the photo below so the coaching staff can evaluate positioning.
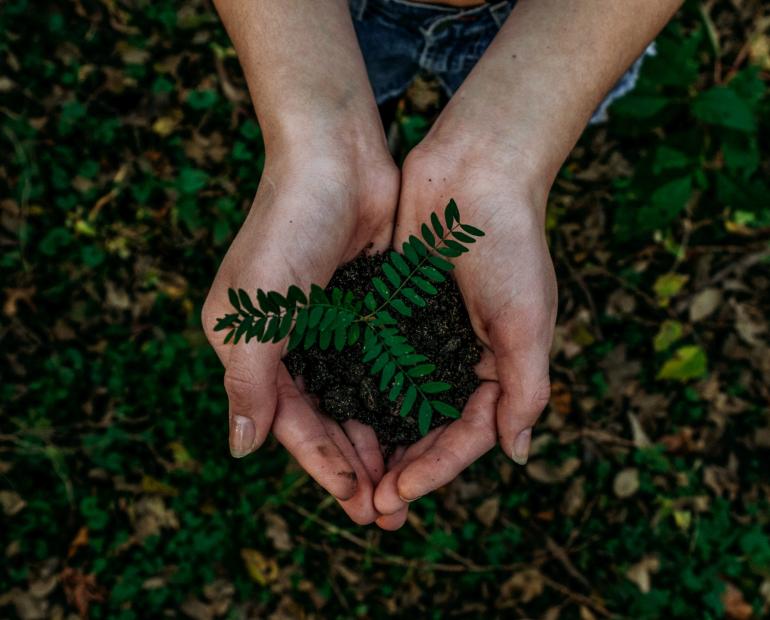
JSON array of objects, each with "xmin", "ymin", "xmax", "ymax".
[{"xmin": 373, "ymin": 137, "xmax": 558, "ymax": 530}]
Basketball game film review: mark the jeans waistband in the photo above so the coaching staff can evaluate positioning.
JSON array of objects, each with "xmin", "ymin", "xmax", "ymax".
[{"xmin": 350, "ymin": 0, "xmax": 513, "ymax": 28}]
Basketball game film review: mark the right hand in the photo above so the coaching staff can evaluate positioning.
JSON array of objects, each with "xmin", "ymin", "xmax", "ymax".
[{"xmin": 202, "ymin": 138, "xmax": 399, "ymax": 525}]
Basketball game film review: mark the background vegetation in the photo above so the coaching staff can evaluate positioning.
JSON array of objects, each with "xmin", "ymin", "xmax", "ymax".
[{"xmin": 1, "ymin": 1, "xmax": 769, "ymax": 618}]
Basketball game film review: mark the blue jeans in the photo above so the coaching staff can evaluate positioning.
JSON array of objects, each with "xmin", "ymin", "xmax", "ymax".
[{"xmin": 349, "ymin": 0, "xmax": 654, "ymax": 124}]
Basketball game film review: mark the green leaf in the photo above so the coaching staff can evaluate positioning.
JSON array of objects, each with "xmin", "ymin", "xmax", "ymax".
[
  {"xmin": 294, "ymin": 307, "xmax": 309, "ymax": 336},
  {"xmin": 303, "ymin": 326, "xmax": 317, "ymax": 349},
  {"xmin": 653, "ymin": 273, "xmax": 689, "ymax": 307},
  {"xmin": 400, "ymin": 385, "xmax": 417, "ymax": 417},
  {"xmin": 408, "ymin": 364, "xmax": 436, "ymax": 378},
  {"xmin": 460, "ymin": 224, "xmax": 485, "ymax": 237},
  {"xmin": 412, "ymin": 276, "xmax": 438, "ymax": 295},
  {"xmin": 253, "ymin": 316, "xmax": 267, "ymax": 340},
  {"xmin": 318, "ymin": 327, "xmax": 332, "ymax": 350},
  {"xmin": 237, "ymin": 289, "xmax": 260, "ymax": 315},
  {"xmin": 401, "ymin": 287, "xmax": 426, "ymax": 307},
  {"xmin": 445, "ymin": 199, "xmax": 460, "ymax": 228},
  {"xmin": 398, "ymin": 354, "xmax": 428, "ymax": 366},
  {"xmin": 264, "ymin": 315, "xmax": 280, "ymax": 341},
  {"xmin": 319, "ymin": 307, "xmax": 338, "ymax": 332},
  {"xmin": 372, "ymin": 277, "xmax": 390, "ymax": 301},
  {"xmin": 379, "ymin": 362, "xmax": 396, "ymax": 391},
  {"xmin": 382, "ymin": 263, "xmax": 401, "ymax": 288},
  {"xmin": 287, "ymin": 285, "xmax": 307, "ymax": 305},
  {"xmin": 451, "ymin": 230, "xmax": 475, "ymax": 244},
  {"xmin": 214, "ymin": 314, "xmax": 238, "ymax": 331},
  {"xmin": 445, "ymin": 239, "xmax": 467, "ymax": 254},
  {"xmin": 177, "ymin": 167, "xmax": 209, "ymax": 193},
  {"xmin": 309, "ymin": 284, "xmax": 328, "ymax": 305},
  {"xmin": 347, "ymin": 323, "xmax": 361, "ymax": 346},
  {"xmin": 653, "ymin": 320, "xmax": 684, "ymax": 352},
  {"xmin": 223, "ymin": 330, "xmax": 234, "ymax": 344},
  {"xmin": 421, "ymin": 381, "xmax": 451, "ymax": 394},
  {"xmin": 332, "ymin": 287, "xmax": 343, "ymax": 305},
  {"xmin": 390, "ymin": 252, "xmax": 411, "ymax": 276},
  {"xmin": 268, "ymin": 291, "xmax": 288, "ymax": 309},
  {"xmin": 228, "ymin": 288, "xmax": 241, "ymax": 311},
  {"xmin": 409, "ymin": 235, "xmax": 428, "ymax": 257},
  {"xmin": 421, "ymin": 223, "xmax": 436, "ymax": 247},
  {"xmin": 287, "ymin": 325, "xmax": 304, "ymax": 351},
  {"xmin": 428, "ymin": 255, "xmax": 454, "ymax": 271},
  {"xmin": 391, "ymin": 299, "xmax": 413, "ymax": 317},
  {"xmin": 370, "ymin": 352, "xmax": 389, "ymax": 374},
  {"xmin": 438, "ymin": 246, "xmax": 463, "ymax": 258},
  {"xmin": 692, "ymin": 86, "xmax": 757, "ymax": 132},
  {"xmin": 418, "ymin": 399, "xmax": 433, "ymax": 435},
  {"xmin": 419, "ymin": 265, "xmax": 445, "ymax": 283},
  {"xmin": 257, "ymin": 289, "xmax": 278, "ymax": 314},
  {"xmin": 373, "ymin": 311, "xmax": 397, "ymax": 326},
  {"xmin": 431, "ymin": 212, "xmax": 444, "ymax": 238},
  {"xmin": 390, "ymin": 342, "xmax": 413, "ymax": 356},
  {"xmin": 388, "ymin": 373, "xmax": 404, "ymax": 401},
  {"xmin": 276, "ymin": 308, "xmax": 294, "ymax": 341},
  {"xmin": 364, "ymin": 292, "xmax": 377, "ymax": 311},
  {"xmin": 657, "ymin": 345, "xmax": 708, "ymax": 381},
  {"xmin": 308, "ymin": 306, "xmax": 324, "ymax": 328},
  {"xmin": 403, "ymin": 242, "xmax": 419, "ymax": 265},
  {"xmin": 432, "ymin": 401, "xmax": 461, "ymax": 419},
  {"xmin": 334, "ymin": 324, "xmax": 347, "ymax": 351},
  {"xmin": 363, "ymin": 342, "xmax": 382, "ymax": 363}
]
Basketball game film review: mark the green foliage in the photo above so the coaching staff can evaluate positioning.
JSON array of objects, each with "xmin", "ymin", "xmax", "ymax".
[{"xmin": 215, "ymin": 200, "xmax": 479, "ymax": 434}]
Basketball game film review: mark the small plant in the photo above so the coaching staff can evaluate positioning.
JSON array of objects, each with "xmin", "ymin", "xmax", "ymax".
[{"xmin": 214, "ymin": 199, "xmax": 484, "ymax": 435}]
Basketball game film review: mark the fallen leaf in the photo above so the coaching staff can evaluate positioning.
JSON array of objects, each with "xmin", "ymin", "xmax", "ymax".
[
  {"xmin": 689, "ymin": 288, "xmax": 722, "ymax": 322},
  {"xmin": 240, "ymin": 549, "xmax": 278, "ymax": 586},
  {"xmin": 0, "ymin": 490, "xmax": 26, "ymax": 516},
  {"xmin": 474, "ymin": 496, "xmax": 500, "ymax": 527},
  {"xmin": 265, "ymin": 513, "xmax": 292, "ymax": 551},
  {"xmin": 626, "ymin": 555, "xmax": 660, "ymax": 593},
  {"xmin": 654, "ymin": 319, "xmax": 684, "ymax": 352},
  {"xmin": 654, "ymin": 273, "xmax": 689, "ymax": 307},
  {"xmin": 722, "ymin": 582, "xmax": 754, "ymax": 620},
  {"xmin": 526, "ymin": 457, "xmax": 581, "ymax": 484},
  {"xmin": 498, "ymin": 568, "xmax": 545, "ymax": 604},
  {"xmin": 613, "ymin": 468, "xmax": 640, "ymax": 498},
  {"xmin": 657, "ymin": 345, "xmax": 708, "ymax": 381}
]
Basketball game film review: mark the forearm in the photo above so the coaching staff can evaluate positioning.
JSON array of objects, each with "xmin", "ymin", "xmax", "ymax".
[
  {"xmin": 213, "ymin": 0, "xmax": 386, "ymax": 157},
  {"xmin": 426, "ymin": 0, "xmax": 683, "ymax": 197}
]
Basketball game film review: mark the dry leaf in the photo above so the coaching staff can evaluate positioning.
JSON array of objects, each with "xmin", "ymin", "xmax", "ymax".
[
  {"xmin": 626, "ymin": 555, "xmax": 660, "ymax": 593},
  {"xmin": 526, "ymin": 457, "xmax": 581, "ymax": 484},
  {"xmin": 0, "ymin": 490, "xmax": 26, "ymax": 516},
  {"xmin": 265, "ymin": 513, "xmax": 292, "ymax": 551},
  {"xmin": 689, "ymin": 288, "xmax": 722, "ymax": 322},
  {"xmin": 474, "ymin": 496, "xmax": 500, "ymax": 527},
  {"xmin": 498, "ymin": 569, "xmax": 545, "ymax": 604},
  {"xmin": 613, "ymin": 468, "xmax": 640, "ymax": 498},
  {"xmin": 722, "ymin": 582, "xmax": 753, "ymax": 620},
  {"xmin": 240, "ymin": 549, "xmax": 279, "ymax": 586}
]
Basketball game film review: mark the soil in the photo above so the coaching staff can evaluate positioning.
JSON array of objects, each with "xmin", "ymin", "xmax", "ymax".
[{"xmin": 285, "ymin": 253, "xmax": 481, "ymax": 447}]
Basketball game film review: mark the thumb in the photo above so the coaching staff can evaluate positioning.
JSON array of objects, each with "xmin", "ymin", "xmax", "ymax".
[
  {"xmin": 491, "ymin": 320, "xmax": 552, "ymax": 466},
  {"xmin": 202, "ymin": 297, "xmax": 282, "ymax": 458}
]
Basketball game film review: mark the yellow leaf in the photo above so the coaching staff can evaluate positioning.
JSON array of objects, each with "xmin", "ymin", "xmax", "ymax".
[
  {"xmin": 673, "ymin": 509, "xmax": 692, "ymax": 530},
  {"xmin": 657, "ymin": 345, "xmax": 708, "ymax": 381},
  {"xmin": 653, "ymin": 273, "xmax": 689, "ymax": 307},
  {"xmin": 653, "ymin": 320, "xmax": 683, "ymax": 352},
  {"xmin": 152, "ymin": 116, "xmax": 178, "ymax": 137},
  {"xmin": 141, "ymin": 475, "xmax": 179, "ymax": 497},
  {"xmin": 240, "ymin": 549, "xmax": 278, "ymax": 586}
]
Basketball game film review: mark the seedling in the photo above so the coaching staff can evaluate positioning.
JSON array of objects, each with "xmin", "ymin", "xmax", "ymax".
[{"xmin": 214, "ymin": 199, "xmax": 484, "ymax": 435}]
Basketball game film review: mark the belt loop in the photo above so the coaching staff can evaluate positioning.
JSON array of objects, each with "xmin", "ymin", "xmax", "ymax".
[
  {"xmin": 488, "ymin": 0, "xmax": 514, "ymax": 28},
  {"xmin": 349, "ymin": 0, "xmax": 368, "ymax": 20}
]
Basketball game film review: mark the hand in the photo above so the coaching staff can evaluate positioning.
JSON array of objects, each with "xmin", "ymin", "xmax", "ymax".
[
  {"xmin": 202, "ymin": 138, "xmax": 399, "ymax": 524},
  {"xmin": 373, "ymin": 139, "xmax": 557, "ymax": 530}
]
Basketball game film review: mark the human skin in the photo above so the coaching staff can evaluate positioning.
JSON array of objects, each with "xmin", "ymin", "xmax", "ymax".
[
  {"xmin": 203, "ymin": 0, "xmax": 399, "ymax": 524},
  {"xmin": 205, "ymin": 0, "xmax": 682, "ymax": 529}
]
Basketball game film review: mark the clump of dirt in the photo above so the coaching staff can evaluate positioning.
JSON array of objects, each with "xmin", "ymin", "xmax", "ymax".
[{"xmin": 285, "ymin": 253, "xmax": 481, "ymax": 447}]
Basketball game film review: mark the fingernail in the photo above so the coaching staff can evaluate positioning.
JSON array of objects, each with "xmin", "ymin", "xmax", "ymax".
[
  {"xmin": 230, "ymin": 415, "xmax": 255, "ymax": 458},
  {"xmin": 398, "ymin": 493, "xmax": 422, "ymax": 503},
  {"xmin": 512, "ymin": 428, "xmax": 532, "ymax": 465}
]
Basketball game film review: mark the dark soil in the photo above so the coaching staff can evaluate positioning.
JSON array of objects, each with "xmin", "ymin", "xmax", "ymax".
[{"xmin": 285, "ymin": 253, "xmax": 481, "ymax": 447}]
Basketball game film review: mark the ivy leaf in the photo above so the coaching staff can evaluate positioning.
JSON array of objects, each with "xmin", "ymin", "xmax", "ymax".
[
  {"xmin": 400, "ymin": 385, "xmax": 417, "ymax": 417},
  {"xmin": 418, "ymin": 399, "xmax": 433, "ymax": 436}
]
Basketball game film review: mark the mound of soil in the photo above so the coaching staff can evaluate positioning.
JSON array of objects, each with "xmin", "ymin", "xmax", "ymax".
[{"xmin": 285, "ymin": 253, "xmax": 481, "ymax": 447}]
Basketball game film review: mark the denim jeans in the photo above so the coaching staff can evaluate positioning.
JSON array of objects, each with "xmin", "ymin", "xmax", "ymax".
[{"xmin": 349, "ymin": 0, "xmax": 654, "ymax": 124}]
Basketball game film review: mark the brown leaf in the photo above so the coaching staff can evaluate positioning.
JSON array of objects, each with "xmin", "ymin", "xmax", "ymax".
[
  {"xmin": 613, "ymin": 468, "xmax": 640, "ymax": 498},
  {"xmin": 722, "ymin": 582, "xmax": 754, "ymax": 620},
  {"xmin": 626, "ymin": 555, "xmax": 660, "ymax": 593},
  {"xmin": 241, "ymin": 549, "xmax": 278, "ymax": 586},
  {"xmin": 0, "ymin": 490, "xmax": 26, "ymax": 516},
  {"xmin": 498, "ymin": 568, "xmax": 545, "ymax": 604},
  {"xmin": 689, "ymin": 288, "xmax": 722, "ymax": 322},
  {"xmin": 474, "ymin": 496, "xmax": 500, "ymax": 527},
  {"xmin": 265, "ymin": 513, "xmax": 292, "ymax": 551},
  {"xmin": 526, "ymin": 457, "xmax": 581, "ymax": 484},
  {"xmin": 60, "ymin": 567, "xmax": 106, "ymax": 618}
]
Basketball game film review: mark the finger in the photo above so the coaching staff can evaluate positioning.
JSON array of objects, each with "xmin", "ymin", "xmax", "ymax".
[
  {"xmin": 223, "ymin": 340, "xmax": 283, "ymax": 457},
  {"xmin": 376, "ymin": 506, "xmax": 409, "ymax": 531},
  {"xmin": 474, "ymin": 346, "xmax": 498, "ymax": 381},
  {"xmin": 396, "ymin": 382, "xmax": 499, "ymax": 501},
  {"xmin": 343, "ymin": 420, "xmax": 385, "ymax": 485},
  {"xmin": 491, "ymin": 318, "xmax": 552, "ymax": 465},
  {"xmin": 318, "ymin": 416, "xmax": 379, "ymax": 525},
  {"xmin": 272, "ymin": 368, "xmax": 358, "ymax": 501},
  {"xmin": 373, "ymin": 426, "xmax": 447, "ymax": 515}
]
